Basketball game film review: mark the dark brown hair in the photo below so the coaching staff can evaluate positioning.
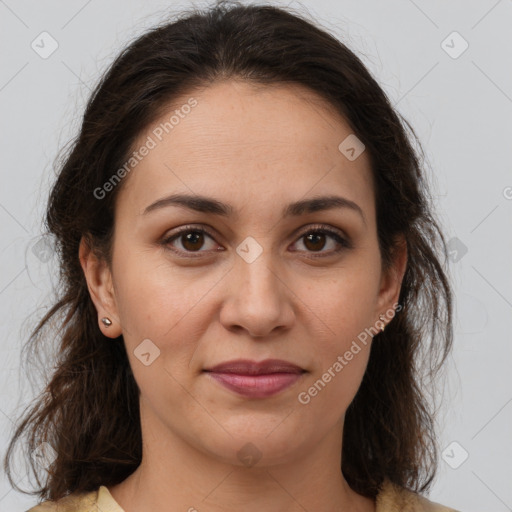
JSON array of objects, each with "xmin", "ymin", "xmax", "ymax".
[{"xmin": 4, "ymin": 0, "xmax": 453, "ymax": 502}]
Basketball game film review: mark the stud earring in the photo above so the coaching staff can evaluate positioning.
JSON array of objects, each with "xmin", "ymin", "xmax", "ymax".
[
  {"xmin": 101, "ymin": 317, "xmax": 112, "ymax": 327},
  {"xmin": 378, "ymin": 314, "xmax": 386, "ymax": 332}
]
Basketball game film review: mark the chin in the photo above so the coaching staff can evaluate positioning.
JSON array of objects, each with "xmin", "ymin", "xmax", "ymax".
[{"xmin": 199, "ymin": 423, "xmax": 311, "ymax": 468}]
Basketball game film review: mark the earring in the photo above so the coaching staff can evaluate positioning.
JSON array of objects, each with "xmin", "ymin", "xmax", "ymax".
[
  {"xmin": 378, "ymin": 314, "xmax": 386, "ymax": 332},
  {"xmin": 101, "ymin": 317, "xmax": 112, "ymax": 327}
]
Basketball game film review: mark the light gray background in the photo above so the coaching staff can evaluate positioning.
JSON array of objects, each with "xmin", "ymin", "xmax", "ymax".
[{"xmin": 1, "ymin": 1, "xmax": 511, "ymax": 510}]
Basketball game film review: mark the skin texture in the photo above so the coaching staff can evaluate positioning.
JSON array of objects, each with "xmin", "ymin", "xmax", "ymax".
[{"xmin": 79, "ymin": 79, "xmax": 407, "ymax": 512}]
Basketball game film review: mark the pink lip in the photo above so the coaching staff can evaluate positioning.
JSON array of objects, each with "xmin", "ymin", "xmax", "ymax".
[{"xmin": 203, "ymin": 359, "xmax": 306, "ymax": 398}]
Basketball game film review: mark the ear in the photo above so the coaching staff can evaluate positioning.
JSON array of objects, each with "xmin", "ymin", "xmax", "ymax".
[
  {"xmin": 374, "ymin": 234, "xmax": 408, "ymax": 327},
  {"xmin": 79, "ymin": 235, "xmax": 122, "ymax": 338}
]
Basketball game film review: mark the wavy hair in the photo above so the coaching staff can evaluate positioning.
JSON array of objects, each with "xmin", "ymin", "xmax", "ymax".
[{"xmin": 4, "ymin": 0, "xmax": 453, "ymax": 501}]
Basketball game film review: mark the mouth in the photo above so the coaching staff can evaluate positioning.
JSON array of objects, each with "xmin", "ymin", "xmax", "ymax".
[{"xmin": 203, "ymin": 359, "xmax": 307, "ymax": 398}]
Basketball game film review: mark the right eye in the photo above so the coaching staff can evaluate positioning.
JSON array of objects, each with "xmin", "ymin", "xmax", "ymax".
[{"xmin": 161, "ymin": 225, "xmax": 223, "ymax": 257}]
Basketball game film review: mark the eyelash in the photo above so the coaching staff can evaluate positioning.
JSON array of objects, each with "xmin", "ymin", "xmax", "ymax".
[{"xmin": 160, "ymin": 224, "xmax": 352, "ymax": 259}]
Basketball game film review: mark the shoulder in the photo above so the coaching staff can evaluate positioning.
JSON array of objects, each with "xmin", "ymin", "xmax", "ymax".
[
  {"xmin": 376, "ymin": 479, "xmax": 461, "ymax": 512},
  {"xmin": 25, "ymin": 486, "xmax": 121, "ymax": 512}
]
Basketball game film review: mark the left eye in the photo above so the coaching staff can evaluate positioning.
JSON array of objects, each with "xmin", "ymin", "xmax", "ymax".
[
  {"xmin": 291, "ymin": 228, "xmax": 349, "ymax": 254},
  {"xmin": 162, "ymin": 225, "xmax": 350, "ymax": 257}
]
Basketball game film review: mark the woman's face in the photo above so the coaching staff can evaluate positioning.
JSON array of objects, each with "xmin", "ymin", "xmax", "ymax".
[{"xmin": 84, "ymin": 79, "xmax": 405, "ymax": 467}]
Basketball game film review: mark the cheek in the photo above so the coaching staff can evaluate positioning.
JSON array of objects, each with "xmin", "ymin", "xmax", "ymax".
[
  {"xmin": 294, "ymin": 274, "xmax": 376, "ymax": 407},
  {"xmin": 112, "ymin": 248, "xmax": 211, "ymax": 337},
  {"xmin": 299, "ymin": 318, "xmax": 372, "ymax": 418},
  {"xmin": 112, "ymin": 251, "xmax": 229, "ymax": 395},
  {"xmin": 299, "ymin": 269, "xmax": 379, "ymax": 341}
]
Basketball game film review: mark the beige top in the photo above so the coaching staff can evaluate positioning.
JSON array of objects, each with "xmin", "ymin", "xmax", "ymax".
[{"xmin": 26, "ymin": 479, "xmax": 461, "ymax": 511}]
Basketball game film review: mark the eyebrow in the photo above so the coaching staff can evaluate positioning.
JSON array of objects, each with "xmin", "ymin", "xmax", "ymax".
[{"xmin": 142, "ymin": 193, "xmax": 366, "ymax": 226}]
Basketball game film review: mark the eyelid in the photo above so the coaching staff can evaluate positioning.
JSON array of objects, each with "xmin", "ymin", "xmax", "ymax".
[
  {"xmin": 291, "ymin": 224, "xmax": 353, "ymax": 254},
  {"xmin": 160, "ymin": 224, "xmax": 222, "ymax": 257}
]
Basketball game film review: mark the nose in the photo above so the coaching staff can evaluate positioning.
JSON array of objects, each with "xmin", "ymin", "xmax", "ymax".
[{"xmin": 219, "ymin": 253, "xmax": 295, "ymax": 338}]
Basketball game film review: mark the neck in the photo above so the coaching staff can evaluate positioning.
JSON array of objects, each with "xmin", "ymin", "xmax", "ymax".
[{"xmin": 108, "ymin": 402, "xmax": 375, "ymax": 512}]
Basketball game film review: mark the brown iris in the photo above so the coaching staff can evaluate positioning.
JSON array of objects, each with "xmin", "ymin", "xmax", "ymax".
[
  {"xmin": 303, "ymin": 232, "xmax": 326, "ymax": 252},
  {"xmin": 181, "ymin": 231, "xmax": 205, "ymax": 251}
]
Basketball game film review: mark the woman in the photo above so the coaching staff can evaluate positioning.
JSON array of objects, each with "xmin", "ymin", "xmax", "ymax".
[{"xmin": 5, "ymin": 1, "xmax": 460, "ymax": 510}]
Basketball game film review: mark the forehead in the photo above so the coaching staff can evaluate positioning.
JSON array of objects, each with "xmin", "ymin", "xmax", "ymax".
[{"xmin": 116, "ymin": 79, "xmax": 375, "ymax": 225}]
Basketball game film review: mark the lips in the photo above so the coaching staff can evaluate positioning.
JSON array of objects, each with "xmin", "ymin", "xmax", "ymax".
[
  {"xmin": 203, "ymin": 359, "xmax": 306, "ymax": 398},
  {"xmin": 203, "ymin": 358, "xmax": 305, "ymax": 375}
]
